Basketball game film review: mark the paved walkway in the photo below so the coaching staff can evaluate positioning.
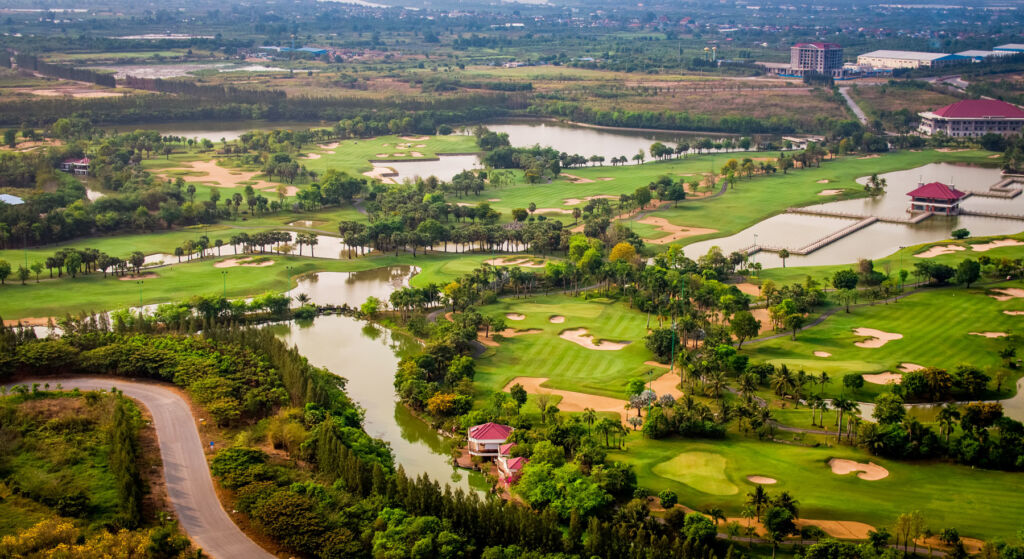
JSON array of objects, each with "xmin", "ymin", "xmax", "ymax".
[{"xmin": 839, "ymin": 87, "xmax": 868, "ymax": 125}]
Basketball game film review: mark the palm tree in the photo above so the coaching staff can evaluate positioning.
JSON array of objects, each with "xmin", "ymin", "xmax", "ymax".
[
  {"xmin": 595, "ymin": 418, "xmax": 617, "ymax": 447},
  {"xmin": 778, "ymin": 248, "xmax": 790, "ymax": 268},
  {"xmin": 938, "ymin": 405, "xmax": 960, "ymax": 444},
  {"xmin": 746, "ymin": 486, "xmax": 769, "ymax": 521},
  {"xmin": 703, "ymin": 370, "xmax": 727, "ymax": 399},
  {"xmin": 583, "ymin": 408, "xmax": 597, "ymax": 430},
  {"xmin": 818, "ymin": 372, "xmax": 830, "ymax": 394},
  {"xmin": 770, "ymin": 367, "xmax": 795, "ymax": 398},
  {"xmin": 740, "ymin": 505, "xmax": 757, "ymax": 529},
  {"xmin": 705, "ymin": 507, "xmax": 727, "ymax": 529},
  {"xmin": 739, "ymin": 373, "xmax": 758, "ymax": 402}
]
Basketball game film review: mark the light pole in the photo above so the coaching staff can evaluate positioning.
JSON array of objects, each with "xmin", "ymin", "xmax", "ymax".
[{"xmin": 221, "ymin": 270, "xmax": 228, "ymax": 297}]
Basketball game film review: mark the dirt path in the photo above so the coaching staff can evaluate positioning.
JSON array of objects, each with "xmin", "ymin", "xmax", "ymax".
[
  {"xmin": 637, "ymin": 217, "xmax": 718, "ymax": 244},
  {"xmin": 156, "ymin": 159, "xmax": 278, "ymax": 191},
  {"xmin": 504, "ymin": 377, "xmax": 633, "ymax": 423}
]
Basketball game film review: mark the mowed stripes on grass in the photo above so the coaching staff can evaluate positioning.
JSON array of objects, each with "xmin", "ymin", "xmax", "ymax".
[{"xmin": 473, "ymin": 295, "xmax": 659, "ymax": 399}]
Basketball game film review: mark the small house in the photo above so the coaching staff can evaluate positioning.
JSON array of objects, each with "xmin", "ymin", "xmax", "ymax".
[
  {"xmin": 497, "ymin": 456, "xmax": 528, "ymax": 485},
  {"xmin": 907, "ymin": 182, "xmax": 968, "ymax": 215},
  {"xmin": 467, "ymin": 422, "xmax": 512, "ymax": 457},
  {"xmin": 60, "ymin": 157, "xmax": 90, "ymax": 176}
]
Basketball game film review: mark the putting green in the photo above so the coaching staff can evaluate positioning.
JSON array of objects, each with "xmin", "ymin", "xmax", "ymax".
[{"xmin": 651, "ymin": 451, "xmax": 738, "ymax": 495}]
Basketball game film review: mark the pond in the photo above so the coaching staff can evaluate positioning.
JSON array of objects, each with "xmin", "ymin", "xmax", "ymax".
[
  {"xmin": 686, "ymin": 163, "xmax": 1024, "ymax": 268},
  {"xmin": 273, "ymin": 267, "xmax": 489, "ymax": 493},
  {"xmin": 101, "ymin": 120, "xmax": 327, "ymax": 142},
  {"xmin": 481, "ymin": 118, "xmax": 694, "ymax": 162}
]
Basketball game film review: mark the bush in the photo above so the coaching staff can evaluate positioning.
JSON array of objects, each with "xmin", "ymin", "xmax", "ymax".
[{"xmin": 657, "ymin": 489, "xmax": 677, "ymax": 508}]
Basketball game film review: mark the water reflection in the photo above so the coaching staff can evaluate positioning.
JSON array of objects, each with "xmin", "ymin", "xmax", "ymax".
[{"xmin": 287, "ymin": 266, "xmax": 417, "ymax": 307}]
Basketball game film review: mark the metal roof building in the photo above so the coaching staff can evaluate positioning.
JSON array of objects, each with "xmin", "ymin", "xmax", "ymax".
[
  {"xmin": 0, "ymin": 193, "xmax": 25, "ymax": 205},
  {"xmin": 857, "ymin": 50, "xmax": 965, "ymax": 69}
]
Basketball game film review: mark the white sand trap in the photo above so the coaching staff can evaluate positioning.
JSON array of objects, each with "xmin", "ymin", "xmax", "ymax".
[
  {"xmin": 487, "ymin": 198, "xmax": 501, "ymax": 202},
  {"xmin": 734, "ymin": 283, "xmax": 760, "ymax": 297},
  {"xmin": 375, "ymin": 153, "xmax": 389, "ymax": 158},
  {"xmin": 364, "ymin": 167, "xmax": 398, "ymax": 184},
  {"xmin": 263, "ymin": 185, "xmax": 299, "ymax": 197},
  {"xmin": 814, "ymin": 351, "xmax": 832, "ymax": 358},
  {"xmin": 1004, "ymin": 311, "xmax": 1024, "ymax": 316},
  {"xmin": 401, "ymin": 135, "xmax": 429, "ymax": 141},
  {"xmin": 505, "ymin": 377, "xmax": 632, "ymax": 424},
  {"xmin": 302, "ymin": 153, "xmax": 322, "ymax": 159},
  {"xmin": 853, "ymin": 328, "xmax": 903, "ymax": 348},
  {"xmin": 484, "ymin": 257, "xmax": 546, "ymax": 268},
  {"xmin": 561, "ymin": 173, "xmax": 594, "ymax": 184},
  {"xmin": 410, "ymin": 151, "xmax": 424, "ymax": 157},
  {"xmin": 506, "ymin": 313, "xmax": 526, "ymax": 321},
  {"xmin": 599, "ymin": 177, "xmax": 614, "ymax": 181},
  {"xmin": 818, "ymin": 189, "xmax": 843, "ymax": 196},
  {"xmin": 828, "ymin": 458, "xmax": 889, "ymax": 481},
  {"xmin": 863, "ymin": 372, "xmax": 903, "ymax": 385},
  {"xmin": 559, "ymin": 328, "xmax": 630, "ymax": 351},
  {"xmin": 318, "ymin": 142, "xmax": 340, "ymax": 149},
  {"xmin": 214, "ymin": 258, "xmax": 274, "ymax": 268},
  {"xmin": 563, "ymin": 195, "xmax": 618, "ymax": 205},
  {"xmin": 990, "ymin": 288, "xmax": 1024, "ymax": 301},
  {"xmin": 638, "ymin": 217, "xmax": 718, "ymax": 245},
  {"xmin": 415, "ymin": 144, "xmax": 426, "ymax": 148},
  {"xmin": 747, "ymin": 476, "xmax": 777, "ymax": 485},
  {"xmin": 971, "ymin": 239, "xmax": 1024, "ymax": 252},
  {"xmin": 549, "ymin": 315, "xmax": 565, "ymax": 323},
  {"xmin": 816, "ymin": 179, "xmax": 831, "ymax": 184},
  {"xmin": 970, "ymin": 331, "xmax": 1008, "ymax": 338},
  {"xmin": 155, "ymin": 159, "xmax": 277, "ymax": 190},
  {"xmin": 915, "ymin": 245, "xmax": 965, "ymax": 258},
  {"xmin": 118, "ymin": 273, "xmax": 159, "ymax": 281},
  {"xmin": 899, "ymin": 363, "xmax": 924, "ymax": 372},
  {"xmin": 392, "ymin": 153, "xmax": 407, "ymax": 157},
  {"xmin": 479, "ymin": 328, "xmax": 541, "ymax": 347},
  {"xmin": 534, "ymin": 208, "xmax": 575, "ymax": 215}
]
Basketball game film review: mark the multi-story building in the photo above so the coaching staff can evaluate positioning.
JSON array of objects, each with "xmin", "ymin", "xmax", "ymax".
[
  {"xmin": 918, "ymin": 99, "xmax": 1024, "ymax": 137},
  {"xmin": 790, "ymin": 42, "xmax": 844, "ymax": 75}
]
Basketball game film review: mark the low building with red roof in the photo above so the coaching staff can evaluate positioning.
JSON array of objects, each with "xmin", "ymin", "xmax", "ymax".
[
  {"xmin": 497, "ymin": 456, "xmax": 528, "ymax": 485},
  {"xmin": 59, "ymin": 157, "xmax": 90, "ymax": 176},
  {"xmin": 907, "ymin": 181, "xmax": 969, "ymax": 215},
  {"xmin": 918, "ymin": 99, "xmax": 1024, "ymax": 137},
  {"xmin": 467, "ymin": 422, "xmax": 513, "ymax": 457}
]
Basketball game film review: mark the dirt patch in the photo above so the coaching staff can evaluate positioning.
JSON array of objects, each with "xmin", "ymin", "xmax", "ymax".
[
  {"xmin": 549, "ymin": 315, "xmax": 565, "ymax": 323},
  {"xmin": 1004, "ymin": 310, "xmax": 1024, "ymax": 316},
  {"xmin": 747, "ymin": 475, "xmax": 777, "ymax": 484},
  {"xmin": 853, "ymin": 328, "xmax": 903, "ymax": 348},
  {"xmin": 485, "ymin": 257, "xmax": 546, "ymax": 268},
  {"xmin": 970, "ymin": 331, "xmax": 1008, "ymax": 338},
  {"xmin": 899, "ymin": 363, "xmax": 924, "ymax": 372},
  {"xmin": 2, "ymin": 316, "xmax": 54, "ymax": 327},
  {"xmin": 914, "ymin": 244, "xmax": 965, "ymax": 258},
  {"xmin": 270, "ymin": 185, "xmax": 300, "ymax": 197},
  {"xmin": 828, "ymin": 458, "xmax": 889, "ymax": 480},
  {"xmin": 563, "ymin": 195, "xmax": 618, "ymax": 205},
  {"xmin": 504, "ymin": 376, "xmax": 631, "ymax": 423},
  {"xmin": 375, "ymin": 153, "xmax": 389, "ymax": 158},
  {"xmin": 506, "ymin": 313, "xmax": 526, "ymax": 321},
  {"xmin": 487, "ymin": 198, "xmax": 501, "ymax": 202},
  {"xmin": 990, "ymin": 288, "xmax": 1024, "ymax": 301},
  {"xmin": 288, "ymin": 220, "xmax": 327, "ymax": 228},
  {"xmin": 117, "ymin": 273, "xmax": 159, "ymax": 280},
  {"xmin": 801, "ymin": 519, "xmax": 875, "ymax": 540},
  {"xmin": 936, "ymin": 148, "xmax": 970, "ymax": 153},
  {"xmin": 816, "ymin": 179, "xmax": 831, "ymax": 184},
  {"xmin": 30, "ymin": 87, "xmax": 122, "ymax": 99},
  {"xmin": 971, "ymin": 239, "xmax": 1024, "ymax": 252},
  {"xmin": 637, "ymin": 217, "xmax": 718, "ymax": 245},
  {"xmin": 814, "ymin": 351, "xmax": 832, "ymax": 358},
  {"xmin": 415, "ymin": 144, "xmax": 426, "ymax": 148},
  {"xmin": 401, "ymin": 135, "xmax": 430, "ymax": 141},
  {"xmin": 599, "ymin": 177, "xmax": 614, "ymax": 181},
  {"xmin": 559, "ymin": 328, "xmax": 630, "ymax": 350},
  {"xmin": 858, "ymin": 154, "xmax": 880, "ymax": 159},
  {"xmin": 734, "ymin": 283, "xmax": 760, "ymax": 297},
  {"xmin": 650, "ymin": 371, "xmax": 684, "ymax": 399},
  {"xmin": 989, "ymin": 154, "xmax": 1002, "ymax": 159},
  {"xmin": 863, "ymin": 372, "xmax": 903, "ymax": 385},
  {"xmin": 213, "ymin": 257, "xmax": 274, "ymax": 268},
  {"xmin": 561, "ymin": 173, "xmax": 595, "ymax": 184},
  {"xmin": 818, "ymin": 189, "xmax": 844, "ymax": 196},
  {"xmin": 410, "ymin": 151, "xmax": 423, "ymax": 157}
]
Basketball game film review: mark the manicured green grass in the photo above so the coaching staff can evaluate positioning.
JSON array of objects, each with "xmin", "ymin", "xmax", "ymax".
[
  {"xmin": 473, "ymin": 294, "xmax": 659, "ymax": 399},
  {"xmin": 300, "ymin": 134, "xmax": 480, "ymax": 176},
  {"xmin": 651, "ymin": 451, "xmax": 739, "ymax": 495},
  {"xmin": 612, "ymin": 436, "xmax": 1024, "ymax": 540},
  {"xmin": 742, "ymin": 282, "xmax": 1023, "ymax": 400},
  {"xmin": 758, "ymin": 232, "xmax": 1024, "ymax": 286}
]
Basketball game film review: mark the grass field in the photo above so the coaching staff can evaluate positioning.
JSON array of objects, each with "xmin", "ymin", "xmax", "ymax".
[
  {"xmin": 472, "ymin": 294, "xmax": 659, "ymax": 399},
  {"xmin": 299, "ymin": 133, "xmax": 480, "ymax": 176},
  {"xmin": 743, "ymin": 282, "xmax": 1023, "ymax": 400},
  {"xmin": 848, "ymin": 84, "xmax": 961, "ymax": 119},
  {"xmin": 611, "ymin": 436, "xmax": 1024, "ymax": 541}
]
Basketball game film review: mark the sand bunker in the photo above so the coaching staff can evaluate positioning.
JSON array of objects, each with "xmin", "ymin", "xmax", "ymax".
[
  {"xmin": 816, "ymin": 179, "xmax": 831, "ymax": 184},
  {"xmin": 734, "ymin": 283, "xmax": 760, "ymax": 297},
  {"xmin": 375, "ymin": 153, "xmax": 389, "ymax": 158},
  {"xmin": 487, "ymin": 198, "xmax": 501, "ymax": 202},
  {"xmin": 318, "ymin": 142, "xmax": 340, "ymax": 149},
  {"xmin": 549, "ymin": 315, "xmax": 565, "ymax": 323},
  {"xmin": 818, "ymin": 189, "xmax": 844, "ymax": 196},
  {"xmin": 484, "ymin": 257, "xmax": 546, "ymax": 268},
  {"xmin": 559, "ymin": 328, "xmax": 630, "ymax": 350},
  {"xmin": 479, "ymin": 328, "xmax": 541, "ymax": 347},
  {"xmin": 363, "ymin": 166, "xmax": 398, "ymax": 184},
  {"xmin": 990, "ymin": 288, "xmax": 1024, "ymax": 301},
  {"xmin": 899, "ymin": 363, "xmax": 924, "ymax": 372},
  {"xmin": 213, "ymin": 258, "xmax": 274, "ymax": 268},
  {"xmin": 118, "ymin": 273, "xmax": 159, "ymax": 281},
  {"xmin": 563, "ymin": 195, "xmax": 618, "ymax": 205},
  {"xmin": 747, "ymin": 475, "xmax": 777, "ymax": 485},
  {"xmin": 970, "ymin": 331, "xmax": 1008, "ymax": 338},
  {"xmin": 814, "ymin": 351, "xmax": 832, "ymax": 358},
  {"xmin": 828, "ymin": 458, "xmax": 889, "ymax": 481},
  {"xmin": 505, "ymin": 376, "xmax": 632, "ymax": 423},
  {"xmin": 1004, "ymin": 311, "xmax": 1024, "ymax": 316},
  {"xmin": 637, "ymin": 217, "xmax": 718, "ymax": 245},
  {"xmin": 401, "ymin": 135, "xmax": 429, "ymax": 141},
  {"xmin": 156, "ymin": 159, "xmax": 277, "ymax": 190},
  {"xmin": 302, "ymin": 153, "xmax": 321, "ymax": 160},
  {"xmin": 506, "ymin": 313, "xmax": 526, "ymax": 321},
  {"xmin": 561, "ymin": 173, "xmax": 595, "ymax": 184},
  {"xmin": 599, "ymin": 177, "xmax": 614, "ymax": 181},
  {"xmin": 853, "ymin": 328, "xmax": 903, "ymax": 348},
  {"xmin": 863, "ymin": 372, "xmax": 903, "ymax": 385},
  {"xmin": 971, "ymin": 239, "xmax": 1024, "ymax": 252},
  {"xmin": 915, "ymin": 245, "xmax": 965, "ymax": 258},
  {"xmin": 858, "ymin": 154, "xmax": 880, "ymax": 159},
  {"xmin": 410, "ymin": 151, "xmax": 424, "ymax": 157},
  {"xmin": 415, "ymin": 144, "xmax": 426, "ymax": 148},
  {"xmin": 533, "ymin": 207, "xmax": 575, "ymax": 215}
]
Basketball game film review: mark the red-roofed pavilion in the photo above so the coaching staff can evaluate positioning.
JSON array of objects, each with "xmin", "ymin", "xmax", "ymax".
[{"xmin": 907, "ymin": 182, "xmax": 969, "ymax": 215}]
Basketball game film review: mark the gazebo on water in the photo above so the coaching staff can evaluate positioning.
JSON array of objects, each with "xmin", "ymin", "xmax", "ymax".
[{"xmin": 907, "ymin": 181, "xmax": 968, "ymax": 215}]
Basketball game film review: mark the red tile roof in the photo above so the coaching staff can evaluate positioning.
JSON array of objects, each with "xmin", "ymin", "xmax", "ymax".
[
  {"xmin": 931, "ymin": 99, "xmax": 1024, "ymax": 119},
  {"xmin": 63, "ymin": 157, "xmax": 90, "ymax": 165},
  {"xmin": 499, "ymin": 443, "xmax": 516, "ymax": 456},
  {"xmin": 505, "ymin": 457, "xmax": 528, "ymax": 471},
  {"xmin": 907, "ymin": 182, "xmax": 968, "ymax": 200},
  {"xmin": 468, "ymin": 422, "xmax": 512, "ymax": 441}
]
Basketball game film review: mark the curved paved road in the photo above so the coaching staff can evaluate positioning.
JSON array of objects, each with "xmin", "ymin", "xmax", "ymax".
[{"xmin": 9, "ymin": 377, "xmax": 276, "ymax": 559}]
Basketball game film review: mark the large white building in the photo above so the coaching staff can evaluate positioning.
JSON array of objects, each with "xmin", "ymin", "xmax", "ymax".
[
  {"xmin": 918, "ymin": 99, "xmax": 1024, "ymax": 138},
  {"xmin": 857, "ymin": 50, "xmax": 964, "ymax": 69}
]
